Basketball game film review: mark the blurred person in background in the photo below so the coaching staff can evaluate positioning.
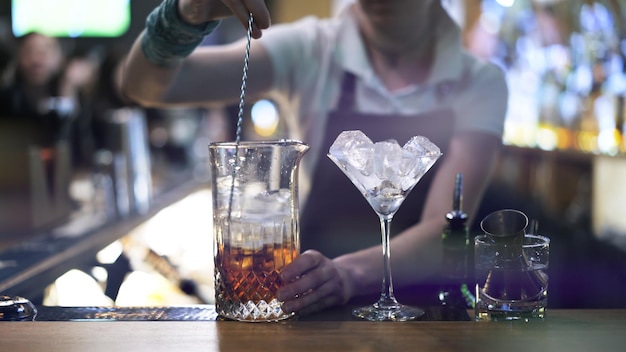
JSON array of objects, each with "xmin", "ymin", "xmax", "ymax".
[
  {"xmin": 0, "ymin": 32, "xmax": 97, "ymax": 167},
  {"xmin": 122, "ymin": 0, "xmax": 508, "ymax": 316}
]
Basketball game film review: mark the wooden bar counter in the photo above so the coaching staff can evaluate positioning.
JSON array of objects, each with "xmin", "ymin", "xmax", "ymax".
[{"xmin": 1, "ymin": 309, "xmax": 625, "ymax": 351}]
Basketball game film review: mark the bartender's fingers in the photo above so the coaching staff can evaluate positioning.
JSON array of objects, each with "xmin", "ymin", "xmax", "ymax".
[
  {"xmin": 279, "ymin": 249, "xmax": 324, "ymax": 282},
  {"xmin": 279, "ymin": 264, "xmax": 334, "ymax": 302},
  {"xmin": 278, "ymin": 250, "xmax": 349, "ymax": 313},
  {"xmin": 222, "ymin": 0, "xmax": 271, "ymax": 39},
  {"xmin": 244, "ymin": 0, "xmax": 271, "ymax": 29},
  {"xmin": 281, "ymin": 280, "xmax": 340, "ymax": 314},
  {"xmin": 297, "ymin": 294, "xmax": 343, "ymax": 317}
]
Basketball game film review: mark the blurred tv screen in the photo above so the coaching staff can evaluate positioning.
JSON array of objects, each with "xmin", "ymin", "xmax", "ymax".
[{"xmin": 11, "ymin": 0, "xmax": 131, "ymax": 38}]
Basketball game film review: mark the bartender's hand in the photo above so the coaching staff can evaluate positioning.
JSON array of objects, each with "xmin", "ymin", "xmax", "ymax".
[
  {"xmin": 277, "ymin": 250, "xmax": 354, "ymax": 316},
  {"xmin": 177, "ymin": 0, "xmax": 271, "ymax": 39}
]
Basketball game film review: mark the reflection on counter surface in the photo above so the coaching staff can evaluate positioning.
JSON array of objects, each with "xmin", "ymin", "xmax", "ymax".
[{"xmin": 1, "ymin": 0, "xmax": 626, "ymax": 313}]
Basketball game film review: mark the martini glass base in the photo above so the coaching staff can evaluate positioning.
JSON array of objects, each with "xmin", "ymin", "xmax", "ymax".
[{"xmin": 352, "ymin": 301, "xmax": 425, "ymax": 322}]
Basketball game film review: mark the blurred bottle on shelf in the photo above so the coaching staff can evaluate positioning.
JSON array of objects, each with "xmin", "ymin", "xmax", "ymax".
[
  {"xmin": 487, "ymin": 0, "xmax": 626, "ymax": 156},
  {"xmin": 437, "ymin": 173, "xmax": 474, "ymax": 317}
]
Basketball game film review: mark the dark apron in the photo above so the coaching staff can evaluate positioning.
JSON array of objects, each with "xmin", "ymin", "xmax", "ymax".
[{"xmin": 300, "ymin": 72, "xmax": 455, "ymax": 258}]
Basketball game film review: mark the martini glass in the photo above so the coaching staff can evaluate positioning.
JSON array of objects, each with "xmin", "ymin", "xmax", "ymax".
[{"xmin": 328, "ymin": 131, "xmax": 442, "ymax": 321}]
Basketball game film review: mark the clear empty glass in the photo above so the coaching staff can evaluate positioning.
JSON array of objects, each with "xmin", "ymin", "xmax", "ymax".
[
  {"xmin": 474, "ymin": 209, "xmax": 549, "ymax": 321},
  {"xmin": 474, "ymin": 234, "xmax": 550, "ymax": 322}
]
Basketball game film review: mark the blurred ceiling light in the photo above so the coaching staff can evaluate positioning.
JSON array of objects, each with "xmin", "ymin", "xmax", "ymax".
[
  {"xmin": 251, "ymin": 99, "xmax": 279, "ymax": 137},
  {"xmin": 536, "ymin": 127, "xmax": 558, "ymax": 151},
  {"xmin": 496, "ymin": 0, "xmax": 515, "ymax": 8}
]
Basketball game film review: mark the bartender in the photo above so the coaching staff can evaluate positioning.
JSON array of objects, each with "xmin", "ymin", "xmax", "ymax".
[{"xmin": 122, "ymin": 0, "xmax": 507, "ymax": 316}]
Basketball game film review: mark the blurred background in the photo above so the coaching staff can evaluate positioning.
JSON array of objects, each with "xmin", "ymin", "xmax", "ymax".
[{"xmin": 0, "ymin": 0, "xmax": 625, "ymax": 309}]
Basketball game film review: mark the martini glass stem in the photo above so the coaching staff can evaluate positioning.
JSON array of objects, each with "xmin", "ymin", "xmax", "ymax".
[
  {"xmin": 378, "ymin": 215, "xmax": 399, "ymax": 307},
  {"xmin": 352, "ymin": 208, "xmax": 425, "ymax": 321}
]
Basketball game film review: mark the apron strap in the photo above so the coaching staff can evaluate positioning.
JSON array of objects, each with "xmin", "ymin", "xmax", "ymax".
[{"xmin": 336, "ymin": 72, "xmax": 357, "ymax": 111}]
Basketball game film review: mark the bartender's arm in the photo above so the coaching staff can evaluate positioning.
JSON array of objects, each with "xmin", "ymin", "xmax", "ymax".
[
  {"xmin": 277, "ymin": 131, "xmax": 502, "ymax": 315},
  {"xmin": 121, "ymin": 0, "xmax": 273, "ymax": 107}
]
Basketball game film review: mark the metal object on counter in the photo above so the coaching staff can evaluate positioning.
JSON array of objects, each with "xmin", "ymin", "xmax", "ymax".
[
  {"xmin": 480, "ymin": 209, "xmax": 528, "ymax": 242},
  {"xmin": 0, "ymin": 295, "xmax": 37, "ymax": 321},
  {"xmin": 0, "ymin": 139, "xmax": 73, "ymax": 233}
]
